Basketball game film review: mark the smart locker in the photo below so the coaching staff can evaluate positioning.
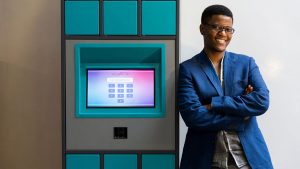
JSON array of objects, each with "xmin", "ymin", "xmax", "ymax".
[{"xmin": 62, "ymin": 1, "xmax": 179, "ymax": 169}]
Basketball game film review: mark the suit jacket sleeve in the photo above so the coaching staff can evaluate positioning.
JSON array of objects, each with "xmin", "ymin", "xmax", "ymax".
[
  {"xmin": 211, "ymin": 57, "xmax": 270, "ymax": 117},
  {"xmin": 178, "ymin": 63, "xmax": 245, "ymax": 131}
]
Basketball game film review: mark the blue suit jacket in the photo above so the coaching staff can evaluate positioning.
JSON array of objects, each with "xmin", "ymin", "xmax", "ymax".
[{"xmin": 178, "ymin": 51, "xmax": 273, "ymax": 169}]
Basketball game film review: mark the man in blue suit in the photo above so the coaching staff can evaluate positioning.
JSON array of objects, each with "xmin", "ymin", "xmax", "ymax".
[{"xmin": 178, "ymin": 5, "xmax": 273, "ymax": 169}]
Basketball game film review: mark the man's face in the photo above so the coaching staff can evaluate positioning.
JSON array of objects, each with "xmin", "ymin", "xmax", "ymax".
[{"xmin": 200, "ymin": 15, "xmax": 233, "ymax": 53}]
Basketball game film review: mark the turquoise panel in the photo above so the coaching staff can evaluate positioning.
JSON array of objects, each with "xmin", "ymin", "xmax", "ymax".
[
  {"xmin": 104, "ymin": 154, "xmax": 137, "ymax": 169},
  {"xmin": 75, "ymin": 43, "xmax": 166, "ymax": 118},
  {"xmin": 142, "ymin": 154, "xmax": 175, "ymax": 169},
  {"xmin": 104, "ymin": 1, "xmax": 137, "ymax": 35},
  {"xmin": 66, "ymin": 154, "xmax": 100, "ymax": 169},
  {"xmin": 142, "ymin": 1, "xmax": 176, "ymax": 35},
  {"xmin": 65, "ymin": 0, "xmax": 99, "ymax": 1},
  {"xmin": 65, "ymin": 1, "xmax": 99, "ymax": 35}
]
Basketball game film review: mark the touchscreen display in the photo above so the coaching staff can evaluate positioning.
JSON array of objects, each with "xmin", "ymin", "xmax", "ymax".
[{"xmin": 87, "ymin": 69, "xmax": 155, "ymax": 107}]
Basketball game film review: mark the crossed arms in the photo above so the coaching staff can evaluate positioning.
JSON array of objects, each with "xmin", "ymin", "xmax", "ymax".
[{"xmin": 178, "ymin": 57, "xmax": 269, "ymax": 131}]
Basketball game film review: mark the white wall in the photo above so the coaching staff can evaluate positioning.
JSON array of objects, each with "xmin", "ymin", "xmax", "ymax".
[{"xmin": 180, "ymin": 1, "xmax": 300, "ymax": 168}]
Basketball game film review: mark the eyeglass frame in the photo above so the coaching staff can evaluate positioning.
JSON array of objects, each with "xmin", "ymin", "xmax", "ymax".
[{"xmin": 204, "ymin": 24, "xmax": 235, "ymax": 34}]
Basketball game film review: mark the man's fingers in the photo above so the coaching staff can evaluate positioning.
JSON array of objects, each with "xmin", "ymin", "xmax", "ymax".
[{"xmin": 244, "ymin": 85, "xmax": 253, "ymax": 94}]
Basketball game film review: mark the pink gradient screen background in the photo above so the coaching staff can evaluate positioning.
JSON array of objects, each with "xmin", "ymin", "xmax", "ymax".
[{"xmin": 87, "ymin": 69, "xmax": 155, "ymax": 107}]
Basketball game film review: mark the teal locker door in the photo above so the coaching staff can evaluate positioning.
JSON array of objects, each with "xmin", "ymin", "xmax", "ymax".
[
  {"xmin": 142, "ymin": 1, "xmax": 176, "ymax": 35},
  {"xmin": 66, "ymin": 154, "xmax": 100, "ymax": 169},
  {"xmin": 104, "ymin": 154, "xmax": 137, "ymax": 169},
  {"xmin": 142, "ymin": 154, "xmax": 175, "ymax": 169},
  {"xmin": 65, "ymin": 1, "xmax": 100, "ymax": 35},
  {"xmin": 104, "ymin": 1, "xmax": 138, "ymax": 35}
]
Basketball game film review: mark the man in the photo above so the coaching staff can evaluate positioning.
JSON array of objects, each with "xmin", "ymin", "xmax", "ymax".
[{"xmin": 178, "ymin": 5, "xmax": 273, "ymax": 169}]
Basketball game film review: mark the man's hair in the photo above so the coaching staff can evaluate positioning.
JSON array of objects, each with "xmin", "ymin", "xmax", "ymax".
[{"xmin": 201, "ymin": 5, "xmax": 233, "ymax": 24}]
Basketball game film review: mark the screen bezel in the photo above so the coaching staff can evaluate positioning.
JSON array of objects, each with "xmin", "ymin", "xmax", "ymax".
[{"xmin": 86, "ymin": 68, "xmax": 156, "ymax": 108}]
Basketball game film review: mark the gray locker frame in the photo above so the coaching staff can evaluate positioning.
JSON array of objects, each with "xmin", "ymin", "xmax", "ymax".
[{"xmin": 61, "ymin": 0, "xmax": 180, "ymax": 168}]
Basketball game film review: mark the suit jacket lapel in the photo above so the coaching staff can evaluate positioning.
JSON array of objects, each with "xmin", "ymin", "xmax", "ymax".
[
  {"xmin": 223, "ymin": 52, "xmax": 235, "ymax": 96},
  {"xmin": 197, "ymin": 51, "xmax": 224, "ymax": 96}
]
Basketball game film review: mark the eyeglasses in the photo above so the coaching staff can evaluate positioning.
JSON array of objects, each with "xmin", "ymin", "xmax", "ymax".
[{"xmin": 205, "ymin": 24, "xmax": 235, "ymax": 34}]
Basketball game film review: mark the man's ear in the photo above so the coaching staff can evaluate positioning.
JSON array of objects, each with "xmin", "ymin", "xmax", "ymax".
[{"xmin": 199, "ymin": 24, "xmax": 205, "ymax": 35}]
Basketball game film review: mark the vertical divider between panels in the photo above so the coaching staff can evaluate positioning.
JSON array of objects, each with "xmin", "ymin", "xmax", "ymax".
[
  {"xmin": 61, "ymin": 0, "xmax": 66, "ymax": 169},
  {"xmin": 175, "ymin": 0, "xmax": 180, "ymax": 169},
  {"xmin": 137, "ymin": 152, "xmax": 142, "ymax": 169},
  {"xmin": 101, "ymin": 153, "xmax": 104, "ymax": 169},
  {"xmin": 100, "ymin": 0, "xmax": 104, "ymax": 36},
  {"xmin": 175, "ymin": 1, "xmax": 180, "ymax": 168},
  {"xmin": 138, "ymin": 0, "xmax": 142, "ymax": 37}
]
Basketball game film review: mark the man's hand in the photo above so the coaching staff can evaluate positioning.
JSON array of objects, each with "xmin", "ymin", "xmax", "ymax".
[
  {"xmin": 244, "ymin": 84, "xmax": 253, "ymax": 120},
  {"xmin": 205, "ymin": 85, "xmax": 253, "ymax": 112},
  {"xmin": 244, "ymin": 85, "xmax": 253, "ymax": 94},
  {"xmin": 204, "ymin": 104, "xmax": 212, "ymax": 110}
]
